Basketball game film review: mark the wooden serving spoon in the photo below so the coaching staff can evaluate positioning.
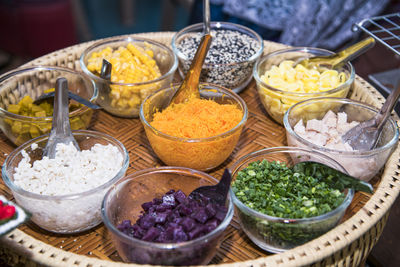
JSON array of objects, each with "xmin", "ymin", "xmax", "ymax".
[
  {"xmin": 295, "ymin": 37, "xmax": 375, "ymax": 70},
  {"xmin": 169, "ymin": 0, "xmax": 212, "ymax": 105}
]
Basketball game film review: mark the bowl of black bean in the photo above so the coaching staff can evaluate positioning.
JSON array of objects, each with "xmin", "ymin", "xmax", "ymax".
[{"xmin": 172, "ymin": 21, "xmax": 264, "ymax": 93}]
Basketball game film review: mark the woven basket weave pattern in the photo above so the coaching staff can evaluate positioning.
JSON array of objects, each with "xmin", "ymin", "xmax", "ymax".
[{"xmin": 0, "ymin": 32, "xmax": 399, "ymax": 267}]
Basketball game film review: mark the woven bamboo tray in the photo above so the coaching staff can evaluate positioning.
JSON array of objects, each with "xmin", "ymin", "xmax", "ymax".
[{"xmin": 0, "ymin": 32, "xmax": 399, "ymax": 267}]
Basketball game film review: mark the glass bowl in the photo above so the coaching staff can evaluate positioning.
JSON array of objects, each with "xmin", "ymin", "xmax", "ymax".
[
  {"xmin": 80, "ymin": 36, "xmax": 178, "ymax": 118},
  {"xmin": 101, "ymin": 166, "xmax": 234, "ymax": 265},
  {"xmin": 229, "ymin": 146, "xmax": 354, "ymax": 253},
  {"xmin": 253, "ymin": 47, "xmax": 355, "ymax": 124},
  {"xmin": 2, "ymin": 130, "xmax": 129, "ymax": 234},
  {"xmin": 172, "ymin": 21, "xmax": 264, "ymax": 93},
  {"xmin": 0, "ymin": 66, "xmax": 97, "ymax": 146},
  {"xmin": 283, "ymin": 97, "xmax": 399, "ymax": 181},
  {"xmin": 139, "ymin": 83, "xmax": 248, "ymax": 171}
]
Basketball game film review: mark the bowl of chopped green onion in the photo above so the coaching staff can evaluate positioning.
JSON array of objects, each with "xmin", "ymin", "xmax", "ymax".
[{"xmin": 229, "ymin": 146, "xmax": 354, "ymax": 253}]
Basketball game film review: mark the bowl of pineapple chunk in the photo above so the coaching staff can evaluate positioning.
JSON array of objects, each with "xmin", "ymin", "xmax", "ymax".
[
  {"xmin": 253, "ymin": 47, "xmax": 355, "ymax": 125},
  {"xmin": 80, "ymin": 36, "xmax": 178, "ymax": 118},
  {"xmin": 0, "ymin": 66, "xmax": 97, "ymax": 146}
]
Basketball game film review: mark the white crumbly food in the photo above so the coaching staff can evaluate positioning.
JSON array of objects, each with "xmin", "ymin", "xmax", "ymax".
[
  {"xmin": 293, "ymin": 110, "xmax": 359, "ymax": 151},
  {"xmin": 12, "ymin": 142, "xmax": 124, "ymax": 233},
  {"xmin": 289, "ymin": 110, "xmax": 379, "ymax": 181}
]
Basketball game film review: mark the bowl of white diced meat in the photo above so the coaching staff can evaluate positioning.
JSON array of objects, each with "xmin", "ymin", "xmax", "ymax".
[{"xmin": 283, "ymin": 97, "xmax": 399, "ymax": 181}]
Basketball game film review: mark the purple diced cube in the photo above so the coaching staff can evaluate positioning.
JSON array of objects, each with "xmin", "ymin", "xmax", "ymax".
[
  {"xmin": 155, "ymin": 212, "xmax": 168, "ymax": 224},
  {"xmin": 139, "ymin": 214, "xmax": 156, "ymax": 229},
  {"xmin": 156, "ymin": 204, "xmax": 167, "ymax": 212},
  {"xmin": 205, "ymin": 203, "xmax": 216, "ymax": 217},
  {"xmin": 117, "ymin": 219, "xmax": 131, "ymax": 231},
  {"xmin": 132, "ymin": 224, "xmax": 145, "ymax": 239},
  {"xmin": 173, "ymin": 190, "xmax": 187, "ymax": 204},
  {"xmin": 205, "ymin": 218, "xmax": 219, "ymax": 232},
  {"xmin": 191, "ymin": 207, "xmax": 209, "ymax": 224},
  {"xmin": 178, "ymin": 204, "xmax": 192, "ymax": 216},
  {"xmin": 156, "ymin": 231, "xmax": 168, "ymax": 243},
  {"xmin": 172, "ymin": 227, "xmax": 188, "ymax": 242},
  {"xmin": 142, "ymin": 227, "xmax": 161, "ymax": 241},
  {"xmin": 153, "ymin": 197, "xmax": 162, "ymax": 205},
  {"xmin": 188, "ymin": 225, "xmax": 206, "ymax": 240},
  {"xmin": 162, "ymin": 194, "xmax": 176, "ymax": 207},
  {"xmin": 141, "ymin": 201, "xmax": 153, "ymax": 211},
  {"xmin": 180, "ymin": 217, "xmax": 196, "ymax": 232}
]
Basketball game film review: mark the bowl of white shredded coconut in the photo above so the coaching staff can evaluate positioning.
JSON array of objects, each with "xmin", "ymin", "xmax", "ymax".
[{"xmin": 1, "ymin": 130, "xmax": 129, "ymax": 234}]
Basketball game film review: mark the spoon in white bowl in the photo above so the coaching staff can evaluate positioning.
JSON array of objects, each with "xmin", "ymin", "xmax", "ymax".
[
  {"xmin": 43, "ymin": 77, "xmax": 80, "ymax": 159},
  {"xmin": 342, "ymin": 80, "xmax": 400, "ymax": 151}
]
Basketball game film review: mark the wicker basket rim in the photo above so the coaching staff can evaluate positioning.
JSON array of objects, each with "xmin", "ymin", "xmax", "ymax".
[{"xmin": 2, "ymin": 31, "xmax": 399, "ymax": 267}]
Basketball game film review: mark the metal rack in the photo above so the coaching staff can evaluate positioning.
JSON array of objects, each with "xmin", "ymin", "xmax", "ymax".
[
  {"xmin": 354, "ymin": 13, "xmax": 400, "ymax": 56},
  {"xmin": 354, "ymin": 13, "xmax": 400, "ymax": 114}
]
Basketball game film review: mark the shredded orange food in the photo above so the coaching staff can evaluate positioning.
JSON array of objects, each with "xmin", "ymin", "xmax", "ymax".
[
  {"xmin": 145, "ymin": 97, "xmax": 244, "ymax": 170},
  {"xmin": 150, "ymin": 98, "xmax": 243, "ymax": 138}
]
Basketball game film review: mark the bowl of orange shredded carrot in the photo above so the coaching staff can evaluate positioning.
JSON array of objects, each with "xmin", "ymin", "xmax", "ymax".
[{"xmin": 139, "ymin": 83, "xmax": 248, "ymax": 171}]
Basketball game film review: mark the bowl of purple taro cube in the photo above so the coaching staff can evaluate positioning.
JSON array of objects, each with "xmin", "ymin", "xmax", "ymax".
[{"xmin": 101, "ymin": 166, "xmax": 234, "ymax": 266}]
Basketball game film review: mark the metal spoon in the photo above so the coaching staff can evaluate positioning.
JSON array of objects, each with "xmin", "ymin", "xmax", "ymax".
[
  {"xmin": 189, "ymin": 169, "xmax": 232, "ymax": 203},
  {"xmin": 100, "ymin": 59, "xmax": 112, "ymax": 81},
  {"xmin": 342, "ymin": 81, "xmax": 400, "ymax": 151},
  {"xmin": 203, "ymin": 0, "xmax": 210, "ymax": 35},
  {"xmin": 33, "ymin": 91, "xmax": 102, "ymax": 110},
  {"xmin": 43, "ymin": 78, "xmax": 80, "ymax": 159},
  {"xmin": 293, "ymin": 161, "xmax": 373, "ymax": 193},
  {"xmin": 169, "ymin": 0, "xmax": 212, "ymax": 105},
  {"xmin": 295, "ymin": 37, "xmax": 375, "ymax": 69}
]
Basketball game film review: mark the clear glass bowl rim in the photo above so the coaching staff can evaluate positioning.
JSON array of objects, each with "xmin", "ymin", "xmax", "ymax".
[
  {"xmin": 253, "ymin": 47, "xmax": 355, "ymax": 96},
  {"xmin": 229, "ymin": 146, "xmax": 354, "ymax": 224},
  {"xmin": 139, "ymin": 83, "xmax": 248, "ymax": 143},
  {"xmin": 80, "ymin": 36, "xmax": 178, "ymax": 86},
  {"xmin": 101, "ymin": 166, "xmax": 234, "ymax": 249},
  {"xmin": 2, "ymin": 130, "xmax": 129, "ymax": 200},
  {"xmin": 171, "ymin": 21, "xmax": 264, "ymax": 66},
  {"xmin": 283, "ymin": 97, "xmax": 400, "ymax": 156},
  {"xmin": 0, "ymin": 65, "xmax": 98, "ymax": 122}
]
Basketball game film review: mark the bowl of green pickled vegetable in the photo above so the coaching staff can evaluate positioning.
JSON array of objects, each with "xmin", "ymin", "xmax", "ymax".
[
  {"xmin": 0, "ymin": 66, "xmax": 97, "ymax": 146},
  {"xmin": 229, "ymin": 146, "xmax": 354, "ymax": 253}
]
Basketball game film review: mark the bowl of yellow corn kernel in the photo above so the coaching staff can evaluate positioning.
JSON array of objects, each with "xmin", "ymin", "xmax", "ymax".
[
  {"xmin": 80, "ymin": 36, "xmax": 178, "ymax": 118},
  {"xmin": 253, "ymin": 47, "xmax": 355, "ymax": 124},
  {"xmin": 0, "ymin": 66, "xmax": 97, "ymax": 146}
]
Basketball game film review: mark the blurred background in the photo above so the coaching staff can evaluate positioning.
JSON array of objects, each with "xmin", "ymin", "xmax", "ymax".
[{"xmin": 0, "ymin": 1, "xmax": 399, "ymax": 267}]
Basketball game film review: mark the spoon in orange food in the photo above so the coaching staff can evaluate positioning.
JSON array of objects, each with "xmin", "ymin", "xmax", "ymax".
[{"xmin": 169, "ymin": 0, "xmax": 212, "ymax": 105}]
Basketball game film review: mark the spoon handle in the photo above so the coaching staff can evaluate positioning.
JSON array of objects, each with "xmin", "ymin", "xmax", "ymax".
[
  {"xmin": 375, "ymin": 80, "xmax": 400, "ymax": 130},
  {"xmin": 101, "ymin": 59, "xmax": 112, "ymax": 80},
  {"xmin": 203, "ymin": 0, "xmax": 210, "ymax": 34},
  {"xmin": 44, "ymin": 78, "xmax": 79, "ymax": 158},
  {"xmin": 216, "ymin": 169, "xmax": 232, "ymax": 201},
  {"xmin": 170, "ymin": 34, "xmax": 212, "ymax": 104},
  {"xmin": 53, "ymin": 78, "xmax": 72, "ymax": 140},
  {"xmin": 305, "ymin": 37, "xmax": 375, "ymax": 69}
]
